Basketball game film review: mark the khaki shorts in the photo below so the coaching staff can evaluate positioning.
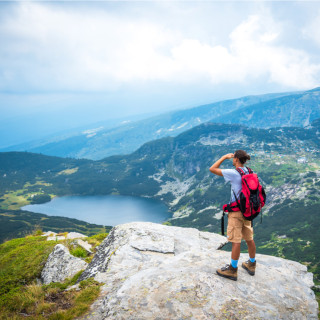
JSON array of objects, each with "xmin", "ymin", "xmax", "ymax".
[{"xmin": 227, "ymin": 211, "xmax": 254, "ymax": 243}]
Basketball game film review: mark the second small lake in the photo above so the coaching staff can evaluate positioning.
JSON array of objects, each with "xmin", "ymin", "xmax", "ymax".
[{"xmin": 22, "ymin": 195, "xmax": 172, "ymax": 226}]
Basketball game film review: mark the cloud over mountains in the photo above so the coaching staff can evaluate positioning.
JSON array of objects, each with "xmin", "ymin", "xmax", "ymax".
[{"xmin": 1, "ymin": 2, "xmax": 319, "ymax": 93}]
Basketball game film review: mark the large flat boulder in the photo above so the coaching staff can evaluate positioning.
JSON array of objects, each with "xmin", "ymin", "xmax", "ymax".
[
  {"xmin": 78, "ymin": 222, "xmax": 318, "ymax": 320},
  {"xmin": 41, "ymin": 244, "xmax": 87, "ymax": 285}
]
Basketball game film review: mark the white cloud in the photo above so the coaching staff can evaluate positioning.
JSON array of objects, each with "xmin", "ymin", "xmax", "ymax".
[
  {"xmin": 0, "ymin": 2, "xmax": 319, "ymax": 93},
  {"xmin": 162, "ymin": 14, "xmax": 320, "ymax": 88},
  {"xmin": 302, "ymin": 9, "xmax": 320, "ymax": 48},
  {"xmin": 0, "ymin": 3, "xmax": 178, "ymax": 91},
  {"xmin": 227, "ymin": 15, "xmax": 320, "ymax": 88}
]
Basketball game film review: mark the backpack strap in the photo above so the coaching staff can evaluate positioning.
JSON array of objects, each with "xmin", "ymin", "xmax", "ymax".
[
  {"xmin": 236, "ymin": 167, "xmax": 246, "ymax": 176},
  {"xmin": 232, "ymin": 189, "xmax": 240, "ymax": 206},
  {"xmin": 236, "ymin": 167, "xmax": 253, "ymax": 175},
  {"xmin": 221, "ymin": 211, "xmax": 225, "ymax": 235},
  {"xmin": 246, "ymin": 166, "xmax": 253, "ymax": 174}
]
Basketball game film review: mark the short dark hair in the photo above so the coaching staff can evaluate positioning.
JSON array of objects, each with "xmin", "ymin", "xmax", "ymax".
[{"xmin": 234, "ymin": 150, "xmax": 251, "ymax": 164}]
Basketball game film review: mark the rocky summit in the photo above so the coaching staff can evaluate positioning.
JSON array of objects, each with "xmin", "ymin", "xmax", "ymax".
[{"xmin": 75, "ymin": 222, "xmax": 318, "ymax": 320}]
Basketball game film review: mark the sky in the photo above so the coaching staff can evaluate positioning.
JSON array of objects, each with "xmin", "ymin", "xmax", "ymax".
[{"xmin": 1, "ymin": 0, "xmax": 320, "ymax": 145}]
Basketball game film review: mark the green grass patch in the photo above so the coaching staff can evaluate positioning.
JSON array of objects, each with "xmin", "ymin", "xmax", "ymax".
[
  {"xmin": 70, "ymin": 246, "xmax": 88, "ymax": 258},
  {"xmin": 0, "ymin": 190, "xmax": 31, "ymax": 210},
  {"xmin": 0, "ymin": 181, "xmax": 55, "ymax": 211},
  {"xmin": 0, "ymin": 235, "xmax": 56, "ymax": 307},
  {"xmin": 0, "ymin": 276, "xmax": 101, "ymax": 320},
  {"xmin": 24, "ymin": 181, "xmax": 53, "ymax": 188},
  {"xmin": 312, "ymin": 288, "xmax": 320, "ymax": 320},
  {"xmin": 57, "ymin": 167, "xmax": 79, "ymax": 176},
  {"xmin": 86, "ymin": 233, "xmax": 109, "ymax": 249},
  {"xmin": 0, "ymin": 234, "xmax": 102, "ymax": 319}
]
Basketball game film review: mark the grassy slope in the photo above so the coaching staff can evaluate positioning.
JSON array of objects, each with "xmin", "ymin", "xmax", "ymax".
[{"xmin": 0, "ymin": 232, "xmax": 108, "ymax": 319}]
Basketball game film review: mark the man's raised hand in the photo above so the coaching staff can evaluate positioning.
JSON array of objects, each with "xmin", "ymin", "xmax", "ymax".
[{"xmin": 224, "ymin": 153, "xmax": 234, "ymax": 159}]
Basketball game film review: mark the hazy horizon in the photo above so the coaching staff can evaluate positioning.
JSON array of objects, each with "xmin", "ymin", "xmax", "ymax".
[{"xmin": 1, "ymin": 1, "xmax": 320, "ymax": 147}]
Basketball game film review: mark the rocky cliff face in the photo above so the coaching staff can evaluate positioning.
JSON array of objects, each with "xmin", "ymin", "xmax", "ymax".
[{"xmin": 75, "ymin": 222, "xmax": 318, "ymax": 320}]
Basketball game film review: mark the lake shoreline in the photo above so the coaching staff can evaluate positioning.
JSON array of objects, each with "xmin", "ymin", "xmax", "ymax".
[{"xmin": 22, "ymin": 194, "xmax": 173, "ymax": 227}]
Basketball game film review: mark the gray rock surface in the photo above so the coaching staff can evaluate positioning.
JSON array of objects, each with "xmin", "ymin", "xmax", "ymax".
[
  {"xmin": 41, "ymin": 244, "xmax": 87, "ymax": 285},
  {"xmin": 76, "ymin": 239, "xmax": 93, "ymax": 254},
  {"xmin": 47, "ymin": 235, "xmax": 65, "ymax": 241},
  {"xmin": 41, "ymin": 231, "xmax": 56, "ymax": 237},
  {"xmin": 77, "ymin": 222, "xmax": 318, "ymax": 319},
  {"xmin": 66, "ymin": 232, "xmax": 88, "ymax": 239},
  {"xmin": 45, "ymin": 231, "xmax": 87, "ymax": 241}
]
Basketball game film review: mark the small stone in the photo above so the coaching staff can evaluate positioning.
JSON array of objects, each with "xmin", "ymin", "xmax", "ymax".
[
  {"xmin": 66, "ymin": 283, "xmax": 81, "ymax": 291},
  {"xmin": 41, "ymin": 231, "xmax": 56, "ymax": 237},
  {"xmin": 47, "ymin": 235, "xmax": 66, "ymax": 241},
  {"xmin": 76, "ymin": 239, "xmax": 93, "ymax": 253},
  {"xmin": 66, "ymin": 232, "xmax": 88, "ymax": 239}
]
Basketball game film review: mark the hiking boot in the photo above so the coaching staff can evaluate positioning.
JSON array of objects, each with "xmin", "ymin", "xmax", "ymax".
[
  {"xmin": 242, "ymin": 259, "xmax": 256, "ymax": 276},
  {"xmin": 216, "ymin": 264, "xmax": 238, "ymax": 281}
]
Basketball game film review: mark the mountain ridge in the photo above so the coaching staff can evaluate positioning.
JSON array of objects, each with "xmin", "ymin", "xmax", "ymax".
[
  {"xmin": 1, "ymin": 90, "xmax": 299, "ymax": 160},
  {"xmin": 213, "ymin": 88, "xmax": 320, "ymax": 128}
]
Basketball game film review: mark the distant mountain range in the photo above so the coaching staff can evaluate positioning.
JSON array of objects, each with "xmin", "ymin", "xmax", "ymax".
[
  {"xmin": 214, "ymin": 87, "xmax": 320, "ymax": 128},
  {"xmin": 4, "ymin": 89, "xmax": 317, "ymax": 160}
]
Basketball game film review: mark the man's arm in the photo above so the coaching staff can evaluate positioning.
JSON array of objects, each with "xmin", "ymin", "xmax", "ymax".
[{"xmin": 209, "ymin": 153, "xmax": 234, "ymax": 176}]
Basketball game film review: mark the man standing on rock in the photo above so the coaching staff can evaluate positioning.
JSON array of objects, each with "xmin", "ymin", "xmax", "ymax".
[{"xmin": 209, "ymin": 150, "xmax": 256, "ymax": 281}]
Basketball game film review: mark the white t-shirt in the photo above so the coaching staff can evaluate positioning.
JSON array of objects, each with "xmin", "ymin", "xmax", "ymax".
[{"xmin": 221, "ymin": 167, "xmax": 249, "ymax": 203}]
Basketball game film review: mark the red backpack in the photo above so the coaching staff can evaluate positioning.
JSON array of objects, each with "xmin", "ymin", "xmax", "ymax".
[{"xmin": 221, "ymin": 167, "xmax": 266, "ymax": 236}]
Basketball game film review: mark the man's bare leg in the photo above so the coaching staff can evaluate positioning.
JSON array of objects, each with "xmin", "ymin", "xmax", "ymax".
[
  {"xmin": 246, "ymin": 239, "xmax": 256, "ymax": 258},
  {"xmin": 231, "ymin": 242, "xmax": 241, "ymax": 260}
]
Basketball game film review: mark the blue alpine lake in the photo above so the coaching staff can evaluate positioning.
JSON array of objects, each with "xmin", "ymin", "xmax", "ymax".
[{"xmin": 22, "ymin": 195, "xmax": 172, "ymax": 226}]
